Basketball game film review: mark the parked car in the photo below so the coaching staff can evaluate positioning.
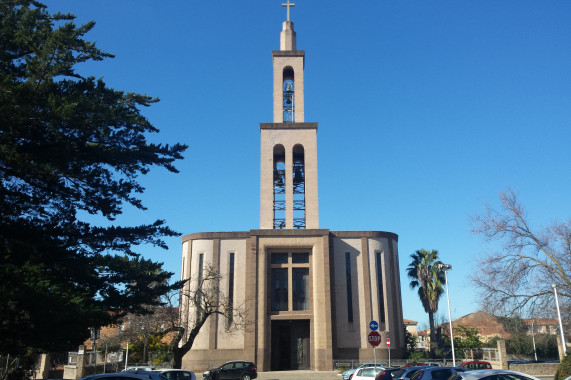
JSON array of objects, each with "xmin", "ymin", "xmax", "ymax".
[
  {"xmin": 448, "ymin": 369, "xmax": 542, "ymax": 380},
  {"xmin": 343, "ymin": 363, "xmax": 386, "ymax": 380},
  {"xmin": 402, "ymin": 363, "xmax": 427, "ymax": 368},
  {"xmin": 155, "ymin": 369, "xmax": 196, "ymax": 380},
  {"xmin": 422, "ymin": 363, "xmax": 442, "ymax": 367},
  {"xmin": 457, "ymin": 361, "xmax": 492, "ymax": 370},
  {"xmin": 202, "ymin": 361, "xmax": 257, "ymax": 380},
  {"xmin": 392, "ymin": 366, "xmax": 424, "ymax": 380},
  {"xmin": 124, "ymin": 367, "xmax": 156, "ymax": 372},
  {"xmin": 80, "ymin": 371, "xmax": 167, "ymax": 380},
  {"xmin": 375, "ymin": 368, "xmax": 402, "ymax": 380},
  {"xmin": 352, "ymin": 366, "xmax": 385, "ymax": 380},
  {"xmin": 409, "ymin": 366, "xmax": 465, "ymax": 380}
]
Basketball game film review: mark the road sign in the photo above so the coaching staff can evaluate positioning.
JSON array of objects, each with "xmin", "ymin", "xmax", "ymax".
[
  {"xmin": 387, "ymin": 338, "xmax": 391, "ymax": 348},
  {"xmin": 368, "ymin": 331, "xmax": 381, "ymax": 347},
  {"xmin": 369, "ymin": 320, "xmax": 379, "ymax": 331}
]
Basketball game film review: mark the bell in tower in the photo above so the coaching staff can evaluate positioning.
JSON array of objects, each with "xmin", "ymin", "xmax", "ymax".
[{"xmin": 283, "ymin": 67, "xmax": 295, "ymax": 123}]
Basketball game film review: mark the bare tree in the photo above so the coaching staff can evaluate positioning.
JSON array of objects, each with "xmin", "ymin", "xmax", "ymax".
[
  {"xmin": 120, "ymin": 311, "xmax": 164, "ymax": 364},
  {"xmin": 160, "ymin": 265, "xmax": 248, "ymax": 369},
  {"xmin": 472, "ymin": 189, "xmax": 570, "ymax": 319}
]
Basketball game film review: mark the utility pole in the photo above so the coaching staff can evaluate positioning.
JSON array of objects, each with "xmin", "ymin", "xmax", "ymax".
[{"xmin": 552, "ymin": 284, "xmax": 567, "ymax": 356}]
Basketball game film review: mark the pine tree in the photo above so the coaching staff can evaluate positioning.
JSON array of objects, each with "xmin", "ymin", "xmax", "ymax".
[{"xmin": 0, "ymin": 0, "xmax": 187, "ymax": 355}]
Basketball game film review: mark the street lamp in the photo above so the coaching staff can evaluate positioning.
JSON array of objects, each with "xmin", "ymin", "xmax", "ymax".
[
  {"xmin": 436, "ymin": 261, "xmax": 455, "ymax": 366},
  {"xmin": 552, "ymin": 284, "xmax": 567, "ymax": 356}
]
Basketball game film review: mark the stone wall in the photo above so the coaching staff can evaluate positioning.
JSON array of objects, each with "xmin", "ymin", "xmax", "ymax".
[{"xmin": 508, "ymin": 363, "xmax": 559, "ymax": 376}]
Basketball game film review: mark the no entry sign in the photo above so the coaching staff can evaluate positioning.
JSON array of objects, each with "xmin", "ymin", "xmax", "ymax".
[
  {"xmin": 368, "ymin": 331, "xmax": 381, "ymax": 347},
  {"xmin": 387, "ymin": 338, "xmax": 391, "ymax": 348}
]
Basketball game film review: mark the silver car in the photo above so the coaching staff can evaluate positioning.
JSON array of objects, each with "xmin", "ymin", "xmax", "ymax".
[
  {"xmin": 409, "ymin": 366, "xmax": 465, "ymax": 380},
  {"xmin": 448, "ymin": 369, "xmax": 542, "ymax": 380}
]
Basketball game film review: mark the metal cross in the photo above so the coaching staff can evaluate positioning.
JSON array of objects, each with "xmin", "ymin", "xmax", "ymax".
[{"xmin": 282, "ymin": 0, "xmax": 295, "ymax": 21}]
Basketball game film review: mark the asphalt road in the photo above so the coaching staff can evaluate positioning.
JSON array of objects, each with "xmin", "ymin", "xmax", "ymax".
[{"xmin": 255, "ymin": 371, "xmax": 555, "ymax": 380}]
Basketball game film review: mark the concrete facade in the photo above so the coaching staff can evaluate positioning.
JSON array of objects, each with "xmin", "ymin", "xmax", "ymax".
[
  {"xmin": 180, "ymin": 230, "xmax": 404, "ymax": 371},
  {"xmin": 180, "ymin": 12, "xmax": 404, "ymax": 372}
]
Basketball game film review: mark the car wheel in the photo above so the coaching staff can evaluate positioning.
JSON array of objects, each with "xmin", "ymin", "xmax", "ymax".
[{"xmin": 241, "ymin": 375, "xmax": 251, "ymax": 380}]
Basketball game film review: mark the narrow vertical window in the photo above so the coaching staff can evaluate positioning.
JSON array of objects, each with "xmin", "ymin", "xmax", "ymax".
[
  {"xmin": 293, "ymin": 268, "xmax": 309, "ymax": 310},
  {"xmin": 228, "ymin": 252, "xmax": 235, "ymax": 326},
  {"xmin": 376, "ymin": 251, "xmax": 385, "ymax": 323},
  {"xmin": 271, "ymin": 268, "xmax": 288, "ymax": 311},
  {"xmin": 345, "ymin": 252, "xmax": 354, "ymax": 323},
  {"xmin": 197, "ymin": 253, "xmax": 204, "ymax": 321}
]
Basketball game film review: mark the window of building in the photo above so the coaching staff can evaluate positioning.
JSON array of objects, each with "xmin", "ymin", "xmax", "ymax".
[
  {"xmin": 197, "ymin": 253, "xmax": 204, "ymax": 321},
  {"xmin": 293, "ymin": 268, "xmax": 309, "ymax": 310},
  {"xmin": 375, "ymin": 251, "xmax": 385, "ymax": 323},
  {"xmin": 270, "ymin": 251, "xmax": 310, "ymax": 312},
  {"xmin": 271, "ymin": 268, "xmax": 288, "ymax": 311},
  {"xmin": 345, "ymin": 252, "xmax": 354, "ymax": 323},
  {"xmin": 271, "ymin": 252, "xmax": 288, "ymax": 264},
  {"xmin": 228, "ymin": 252, "xmax": 235, "ymax": 327}
]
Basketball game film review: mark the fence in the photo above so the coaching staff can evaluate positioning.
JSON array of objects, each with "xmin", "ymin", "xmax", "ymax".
[
  {"xmin": 331, "ymin": 348, "xmax": 501, "ymax": 371},
  {"xmin": 332, "ymin": 359, "xmax": 446, "ymax": 370}
]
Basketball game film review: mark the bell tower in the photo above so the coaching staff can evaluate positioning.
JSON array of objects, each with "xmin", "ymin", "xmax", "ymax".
[{"xmin": 260, "ymin": 3, "xmax": 319, "ymax": 229}]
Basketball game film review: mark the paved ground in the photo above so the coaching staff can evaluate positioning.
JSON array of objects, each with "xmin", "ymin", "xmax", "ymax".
[
  {"xmin": 255, "ymin": 371, "xmax": 553, "ymax": 380},
  {"xmin": 257, "ymin": 370, "xmax": 341, "ymax": 380}
]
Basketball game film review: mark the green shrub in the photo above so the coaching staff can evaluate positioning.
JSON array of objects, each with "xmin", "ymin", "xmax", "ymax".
[{"xmin": 555, "ymin": 354, "xmax": 571, "ymax": 380}]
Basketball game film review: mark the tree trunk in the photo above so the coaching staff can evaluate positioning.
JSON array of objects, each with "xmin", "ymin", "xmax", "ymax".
[
  {"xmin": 428, "ymin": 311, "xmax": 435, "ymax": 358},
  {"xmin": 143, "ymin": 336, "xmax": 148, "ymax": 364},
  {"xmin": 172, "ymin": 348, "xmax": 183, "ymax": 369}
]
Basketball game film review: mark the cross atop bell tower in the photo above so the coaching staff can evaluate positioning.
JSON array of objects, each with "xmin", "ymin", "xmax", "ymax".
[
  {"xmin": 259, "ymin": 3, "xmax": 319, "ymax": 230},
  {"xmin": 282, "ymin": 0, "xmax": 295, "ymax": 22}
]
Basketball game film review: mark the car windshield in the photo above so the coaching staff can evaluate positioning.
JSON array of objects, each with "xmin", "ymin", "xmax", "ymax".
[
  {"xmin": 361, "ymin": 368, "xmax": 381, "ymax": 377},
  {"xmin": 161, "ymin": 372, "xmax": 193, "ymax": 380}
]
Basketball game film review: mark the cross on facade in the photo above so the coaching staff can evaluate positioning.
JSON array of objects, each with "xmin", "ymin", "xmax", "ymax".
[{"xmin": 282, "ymin": 0, "xmax": 295, "ymax": 21}]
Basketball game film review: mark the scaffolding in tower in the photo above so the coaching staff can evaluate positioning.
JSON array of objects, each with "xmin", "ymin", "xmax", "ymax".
[
  {"xmin": 273, "ymin": 167, "xmax": 286, "ymax": 229},
  {"xmin": 292, "ymin": 160, "xmax": 305, "ymax": 229}
]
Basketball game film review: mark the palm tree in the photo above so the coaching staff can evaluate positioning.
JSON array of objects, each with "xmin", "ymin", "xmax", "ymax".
[{"xmin": 407, "ymin": 249, "xmax": 446, "ymax": 358}]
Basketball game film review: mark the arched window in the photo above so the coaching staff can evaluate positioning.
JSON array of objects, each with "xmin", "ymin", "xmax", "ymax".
[
  {"xmin": 292, "ymin": 144, "xmax": 305, "ymax": 229},
  {"xmin": 283, "ymin": 67, "xmax": 294, "ymax": 123},
  {"xmin": 273, "ymin": 144, "xmax": 286, "ymax": 229}
]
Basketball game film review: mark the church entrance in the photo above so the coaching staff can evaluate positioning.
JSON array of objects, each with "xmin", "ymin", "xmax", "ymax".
[{"xmin": 270, "ymin": 320, "xmax": 310, "ymax": 370}]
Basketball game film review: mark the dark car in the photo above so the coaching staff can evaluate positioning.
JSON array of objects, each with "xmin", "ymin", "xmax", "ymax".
[
  {"xmin": 457, "ymin": 361, "xmax": 492, "ymax": 370},
  {"xmin": 202, "ymin": 361, "xmax": 257, "ymax": 380},
  {"xmin": 375, "ymin": 368, "xmax": 401, "ymax": 380}
]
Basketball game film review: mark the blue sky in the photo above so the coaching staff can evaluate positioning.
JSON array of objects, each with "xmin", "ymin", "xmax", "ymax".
[{"xmin": 43, "ymin": 0, "xmax": 571, "ymax": 330}]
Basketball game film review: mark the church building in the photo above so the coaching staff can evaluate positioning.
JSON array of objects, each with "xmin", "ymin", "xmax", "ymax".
[{"xmin": 180, "ymin": 3, "xmax": 405, "ymax": 371}]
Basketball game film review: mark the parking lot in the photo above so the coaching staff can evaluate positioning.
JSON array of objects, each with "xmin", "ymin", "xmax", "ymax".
[{"xmin": 257, "ymin": 370, "xmax": 340, "ymax": 380}]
